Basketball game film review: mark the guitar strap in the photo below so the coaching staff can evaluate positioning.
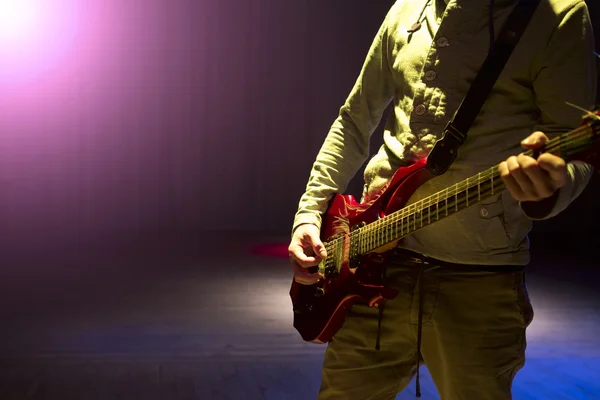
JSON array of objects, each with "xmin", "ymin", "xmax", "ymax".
[{"xmin": 426, "ymin": 0, "xmax": 542, "ymax": 176}]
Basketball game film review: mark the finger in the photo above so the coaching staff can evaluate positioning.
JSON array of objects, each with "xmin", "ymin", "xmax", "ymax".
[
  {"xmin": 521, "ymin": 131, "xmax": 549, "ymax": 149},
  {"xmin": 306, "ymin": 233, "xmax": 327, "ymax": 259},
  {"xmin": 517, "ymin": 154, "xmax": 555, "ymax": 199},
  {"xmin": 292, "ymin": 262, "xmax": 323, "ymax": 284},
  {"xmin": 500, "ymin": 165, "xmax": 526, "ymax": 201},
  {"xmin": 508, "ymin": 155, "xmax": 538, "ymax": 199},
  {"xmin": 293, "ymin": 272, "xmax": 322, "ymax": 285},
  {"xmin": 499, "ymin": 160, "xmax": 524, "ymax": 200},
  {"xmin": 289, "ymin": 243, "xmax": 320, "ymax": 266},
  {"xmin": 537, "ymin": 154, "xmax": 567, "ymax": 189}
]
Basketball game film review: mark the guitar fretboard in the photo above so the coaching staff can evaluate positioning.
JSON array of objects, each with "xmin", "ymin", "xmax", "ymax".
[
  {"xmin": 320, "ymin": 118, "xmax": 598, "ymax": 264},
  {"xmin": 355, "ymin": 167, "xmax": 502, "ymax": 254}
]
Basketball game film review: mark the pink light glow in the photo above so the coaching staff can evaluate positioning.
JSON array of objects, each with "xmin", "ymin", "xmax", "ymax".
[
  {"xmin": 0, "ymin": 0, "xmax": 40, "ymax": 43},
  {"xmin": 0, "ymin": 0, "xmax": 80, "ymax": 85}
]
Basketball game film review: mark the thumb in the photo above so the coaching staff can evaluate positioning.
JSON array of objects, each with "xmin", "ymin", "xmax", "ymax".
[
  {"xmin": 521, "ymin": 131, "xmax": 549, "ymax": 150},
  {"xmin": 307, "ymin": 233, "xmax": 327, "ymax": 259}
]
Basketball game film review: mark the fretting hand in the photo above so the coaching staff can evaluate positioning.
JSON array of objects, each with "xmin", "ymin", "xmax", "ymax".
[{"xmin": 499, "ymin": 131, "xmax": 567, "ymax": 202}]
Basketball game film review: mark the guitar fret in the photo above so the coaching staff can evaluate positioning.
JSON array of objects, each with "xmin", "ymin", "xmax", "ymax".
[
  {"xmin": 362, "ymin": 231, "xmax": 365, "ymax": 254},
  {"xmin": 387, "ymin": 221, "xmax": 391, "ymax": 244},
  {"xmin": 370, "ymin": 228, "xmax": 373, "ymax": 250},
  {"xmin": 445, "ymin": 188, "xmax": 449, "ymax": 216},
  {"xmin": 413, "ymin": 204, "xmax": 417, "ymax": 232},
  {"xmin": 360, "ymin": 231, "xmax": 363, "ymax": 254},
  {"xmin": 362, "ymin": 231, "xmax": 365, "ymax": 252},
  {"xmin": 477, "ymin": 172, "xmax": 481, "ymax": 201},
  {"xmin": 383, "ymin": 220, "xmax": 390, "ymax": 244},
  {"xmin": 454, "ymin": 184, "xmax": 458, "ymax": 212},
  {"xmin": 466, "ymin": 177, "xmax": 469, "ymax": 207},
  {"xmin": 384, "ymin": 221, "xmax": 387, "ymax": 245},
  {"xmin": 334, "ymin": 241, "xmax": 338, "ymax": 269},
  {"xmin": 491, "ymin": 170, "xmax": 494, "ymax": 195},
  {"xmin": 399, "ymin": 210, "xmax": 403, "ymax": 236},
  {"xmin": 370, "ymin": 226, "xmax": 374, "ymax": 250},
  {"xmin": 375, "ymin": 224, "xmax": 378, "ymax": 249},
  {"xmin": 427, "ymin": 198, "xmax": 431, "ymax": 225},
  {"xmin": 372, "ymin": 226, "xmax": 375, "ymax": 250}
]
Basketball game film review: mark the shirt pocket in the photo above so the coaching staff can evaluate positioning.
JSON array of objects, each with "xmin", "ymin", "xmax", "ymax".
[{"xmin": 476, "ymin": 194, "xmax": 511, "ymax": 250}]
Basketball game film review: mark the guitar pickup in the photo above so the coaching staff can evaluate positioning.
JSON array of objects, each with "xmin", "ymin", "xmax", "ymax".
[{"xmin": 324, "ymin": 266, "xmax": 338, "ymax": 278}]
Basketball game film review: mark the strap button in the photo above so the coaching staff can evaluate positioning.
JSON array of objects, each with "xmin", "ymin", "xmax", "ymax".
[
  {"xmin": 436, "ymin": 37, "xmax": 449, "ymax": 47},
  {"xmin": 424, "ymin": 70, "xmax": 437, "ymax": 81}
]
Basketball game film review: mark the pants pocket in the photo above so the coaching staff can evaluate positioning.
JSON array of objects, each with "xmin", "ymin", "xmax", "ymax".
[{"xmin": 513, "ymin": 271, "xmax": 534, "ymax": 328}]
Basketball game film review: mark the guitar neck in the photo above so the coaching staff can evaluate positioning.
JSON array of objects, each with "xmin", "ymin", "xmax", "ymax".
[
  {"xmin": 355, "ymin": 166, "xmax": 504, "ymax": 255},
  {"xmin": 344, "ymin": 120, "xmax": 598, "ymax": 256}
]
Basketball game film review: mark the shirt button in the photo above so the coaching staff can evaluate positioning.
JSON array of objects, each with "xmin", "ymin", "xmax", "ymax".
[
  {"xmin": 424, "ymin": 70, "xmax": 437, "ymax": 81},
  {"xmin": 414, "ymin": 104, "xmax": 426, "ymax": 115},
  {"xmin": 436, "ymin": 37, "xmax": 449, "ymax": 47},
  {"xmin": 480, "ymin": 207, "xmax": 489, "ymax": 217}
]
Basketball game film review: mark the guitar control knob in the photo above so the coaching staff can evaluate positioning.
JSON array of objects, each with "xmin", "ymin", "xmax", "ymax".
[{"xmin": 313, "ymin": 287, "xmax": 324, "ymax": 297}]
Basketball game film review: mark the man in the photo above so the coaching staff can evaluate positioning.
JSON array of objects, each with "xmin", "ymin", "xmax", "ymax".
[{"xmin": 288, "ymin": 0, "xmax": 597, "ymax": 399}]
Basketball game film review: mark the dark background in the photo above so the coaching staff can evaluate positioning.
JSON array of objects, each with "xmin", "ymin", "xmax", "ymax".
[{"xmin": 0, "ymin": 0, "xmax": 598, "ymax": 278}]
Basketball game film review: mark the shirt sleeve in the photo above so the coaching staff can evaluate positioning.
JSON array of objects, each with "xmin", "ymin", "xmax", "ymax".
[
  {"xmin": 523, "ymin": 1, "xmax": 597, "ymax": 220},
  {"xmin": 292, "ymin": 8, "xmax": 398, "ymax": 233}
]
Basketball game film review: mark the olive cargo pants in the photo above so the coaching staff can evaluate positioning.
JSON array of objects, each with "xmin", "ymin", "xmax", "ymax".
[{"xmin": 318, "ymin": 250, "xmax": 534, "ymax": 400}]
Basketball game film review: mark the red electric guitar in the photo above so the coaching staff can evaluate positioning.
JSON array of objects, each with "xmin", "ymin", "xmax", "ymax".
[{"xmin": 290, "ymin": 110, "xmax": 600, "ymax": 344}]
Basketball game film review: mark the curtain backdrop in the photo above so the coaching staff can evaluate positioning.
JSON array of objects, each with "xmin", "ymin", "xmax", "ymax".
[{"xmin": 0, "ymin": 0, "xmax": 597, "ymax": 251}]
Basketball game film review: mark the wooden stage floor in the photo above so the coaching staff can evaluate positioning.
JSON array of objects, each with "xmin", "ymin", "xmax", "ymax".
[{"xmin": 0, "ymin": 231, "xmax": 598, "ymax": 399}]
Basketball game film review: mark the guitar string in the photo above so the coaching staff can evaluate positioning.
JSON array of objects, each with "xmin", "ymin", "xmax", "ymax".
[
  {"xmin": 322, "ymin": 123, "xmax": 596, "ymax": 263},
  {"xmin": 321, "ymin": 122, "xmax": 597, "ymax": 265},
  {"xmin": 356, "ymin": 123, "xmax": 596, "ymax": 246}
]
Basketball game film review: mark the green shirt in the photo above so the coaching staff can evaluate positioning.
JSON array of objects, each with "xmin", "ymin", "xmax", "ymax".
[{"xmin": 293, "ymin": 0, "xmax": 597, "ymax": 265}]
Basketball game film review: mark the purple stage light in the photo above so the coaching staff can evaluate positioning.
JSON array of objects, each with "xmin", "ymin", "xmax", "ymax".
[
  {"xmin": 0, "ymin": 0, "xmax": 80, "ymax": 85},
  {"xmin": 0, "ymin": 0, "xmax": 40, "ymax": 43}
]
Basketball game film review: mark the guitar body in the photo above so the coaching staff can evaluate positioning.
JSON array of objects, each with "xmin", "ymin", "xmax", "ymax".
[{"xmin": 290, "ymin": 158, "xmax": 434, "ymax": 343}]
